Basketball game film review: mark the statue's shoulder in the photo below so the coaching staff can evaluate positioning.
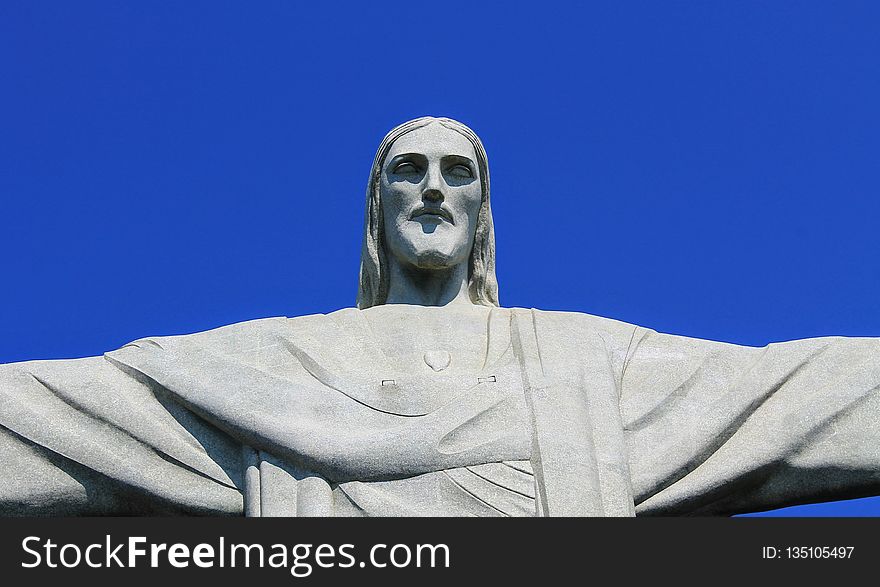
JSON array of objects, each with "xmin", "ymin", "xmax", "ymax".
[
  {"xmin": 515, "ymin": 307, "xmax": 641, "ymax": 339},
  {"xmin": 137, "ymin": 309, "xmax": 360, "ymax": 352},
  {"xmin": 133, "ymin": 307, "xmax": 642, "ymax": 354},
  {"xmin": 139, "ymin": 315, "xmax": 285, "ymax": 345}
]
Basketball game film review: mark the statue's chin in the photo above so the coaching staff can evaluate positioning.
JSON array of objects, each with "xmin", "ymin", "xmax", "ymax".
[
  {"xmin": 409, "ymin": 249, "xmax": 458, "ymax": 270},
  {"xmin": 386, "ymin": 228, "xmax": 470, "ymax": 271}
]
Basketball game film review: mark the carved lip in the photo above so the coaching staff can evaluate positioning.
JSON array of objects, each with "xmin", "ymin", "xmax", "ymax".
[{"xmin": 410, "ymin": 206, "xmax": 454, "ymax": 224}]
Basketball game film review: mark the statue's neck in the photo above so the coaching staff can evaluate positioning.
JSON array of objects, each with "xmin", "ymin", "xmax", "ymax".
[{"xmin": 384, "ymin": 258, "xmax": 471, "ymax": 307}]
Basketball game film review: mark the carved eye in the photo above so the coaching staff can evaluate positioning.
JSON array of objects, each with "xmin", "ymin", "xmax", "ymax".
[
  {"xmin": 393, "ymin": 162, "xmax": 419, "ymax": 175},
  {"xmin": 448, "ymin": 164, "xmax": 473, "ymax": 179}
]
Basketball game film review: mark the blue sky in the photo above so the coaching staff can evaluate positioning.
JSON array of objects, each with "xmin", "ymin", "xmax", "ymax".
[{"xmin": 1, "ymin": 2, "xmax": 878, "ymax": 516}]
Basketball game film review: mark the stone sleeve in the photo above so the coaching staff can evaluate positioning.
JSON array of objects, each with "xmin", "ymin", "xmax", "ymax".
[
  {"xmin": 620, "ymin": 329, "xmax": 880, "ymax": 515},
  {"xmin": 0, "ymin": 354, "xmax": 244, "ymax": 516}
]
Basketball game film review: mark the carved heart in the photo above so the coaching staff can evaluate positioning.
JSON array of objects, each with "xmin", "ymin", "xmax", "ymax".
[{"xmin": 423, "ymin": 350, "xmax": 451, "ymax": 372}]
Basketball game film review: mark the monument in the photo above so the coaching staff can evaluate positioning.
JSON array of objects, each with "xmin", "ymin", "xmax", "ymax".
[{"xmin": 1, "ymin": 117, "xmax": 878, "ymax": 516}]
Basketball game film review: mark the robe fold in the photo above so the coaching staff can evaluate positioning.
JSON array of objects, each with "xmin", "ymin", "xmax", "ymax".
[{"xmin": 1, "ymin": 307, "xmax": 878, "ymax": 516}]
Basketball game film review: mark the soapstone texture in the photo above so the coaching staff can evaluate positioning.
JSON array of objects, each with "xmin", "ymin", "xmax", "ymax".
[{"xmin": 1, "ymin": 117, "xmax": 878, "ymax": 516}]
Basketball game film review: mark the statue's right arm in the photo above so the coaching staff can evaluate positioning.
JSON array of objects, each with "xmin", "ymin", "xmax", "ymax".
[{"xmin": 0, "ymin": 354, "xmax": 244, "ymax": 516}]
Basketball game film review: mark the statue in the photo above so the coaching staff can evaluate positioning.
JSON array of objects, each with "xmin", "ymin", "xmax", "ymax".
[{"xmin": 1, "ymin": 117, "xmax": 878, "ymax": 516}]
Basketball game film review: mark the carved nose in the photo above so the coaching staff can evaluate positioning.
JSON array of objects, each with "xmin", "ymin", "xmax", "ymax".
[
  {"xmin": 423, "ymin": 166, "xmax": 445, "ymax": 202},
  {"xmin": 422, "ymin": 187, "xmax": 444, "ymax": 203}
]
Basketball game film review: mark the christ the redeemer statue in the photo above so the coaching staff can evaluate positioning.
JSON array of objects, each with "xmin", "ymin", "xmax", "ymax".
[{"xmin": 1, "ymin": 117, "xmax": 878, "ymax": 517}]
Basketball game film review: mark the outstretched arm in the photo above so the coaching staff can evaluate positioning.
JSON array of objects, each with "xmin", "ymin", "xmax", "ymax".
[
  {"xmin": 0, "ymin": 355, "xmax": 243, "ymax": 515},
  {"xmin": 621, "ymin": 329, "xmax": 880, "ymax": 515}
]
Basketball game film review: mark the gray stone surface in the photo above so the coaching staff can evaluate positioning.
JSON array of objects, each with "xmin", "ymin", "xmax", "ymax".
[{"xmin": 1, "ymin": 117, "xmax": 878, "ymax": 516}]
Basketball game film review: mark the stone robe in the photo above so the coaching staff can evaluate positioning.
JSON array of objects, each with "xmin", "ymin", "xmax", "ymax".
[{"xmin": 1, "ymin": 308, "xmax": 878, "ymax": 516}]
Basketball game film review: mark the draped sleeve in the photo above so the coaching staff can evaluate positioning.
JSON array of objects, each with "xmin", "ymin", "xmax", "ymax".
[
  {"xmin": 0, "ymin": 352, "xmax": 244, "ymax": 515},
  {"xmin": 620, "ymin": 327, "xmax": 880, "ymax": 515}
]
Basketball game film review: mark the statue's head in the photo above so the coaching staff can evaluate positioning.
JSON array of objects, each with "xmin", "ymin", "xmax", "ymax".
[{"xmin": 357, "ymin": 117, "xmax": 499, "ymax": 309}]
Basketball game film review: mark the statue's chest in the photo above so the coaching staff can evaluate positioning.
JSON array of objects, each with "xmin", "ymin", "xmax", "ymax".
[
  {"xmin": 366, "ymin": 325, "xmax": 494, "ymax": 375},
  {"xmin": 289, "ymin": 333, "xmax": 522, "ymax": 418},
  {"xmin": 275, "ymin": 330, "xmax": 533, "ymax": 480},
  {"xmin": 160, "ymin": 307, "xmax": 534, "ymax": 480},
  {"xmin": 352, "ymin": 305, "xmax": 509, "ymax": 371},
  {"xmin": 282, "ymin": 307, "xmax": 516, "ymax": 417}
]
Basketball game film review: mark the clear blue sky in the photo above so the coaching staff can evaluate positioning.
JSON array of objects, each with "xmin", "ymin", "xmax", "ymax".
[{"xmin": 1, "ymin": 2, "xmax": 878, "ymax": 516}]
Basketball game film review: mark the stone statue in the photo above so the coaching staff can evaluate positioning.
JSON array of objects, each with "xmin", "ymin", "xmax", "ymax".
[{"xmin": 2, "ymin": 117, "xmax": 878, "ymax": 517}]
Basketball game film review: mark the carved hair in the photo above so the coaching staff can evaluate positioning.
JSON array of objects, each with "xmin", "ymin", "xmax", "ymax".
[{"xmin": 356, "ymin": 116, "xmax": 499, "ymax": 309}]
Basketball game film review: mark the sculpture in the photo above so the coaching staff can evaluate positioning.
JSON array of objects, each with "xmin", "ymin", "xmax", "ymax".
[{"xmin": 1, "ymin": 117, "xmax": 877, "ymax": 516}]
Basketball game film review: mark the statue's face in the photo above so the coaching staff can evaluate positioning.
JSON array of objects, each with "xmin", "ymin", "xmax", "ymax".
[{"xmin": 380, "ymin": 122, "xmax": 482, "ymax": 272}]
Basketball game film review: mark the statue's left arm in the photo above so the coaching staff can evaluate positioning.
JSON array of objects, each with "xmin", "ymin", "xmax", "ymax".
[{"xmin": 620, "ymin": 328, "xmax": 880, "ymax": 515}]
